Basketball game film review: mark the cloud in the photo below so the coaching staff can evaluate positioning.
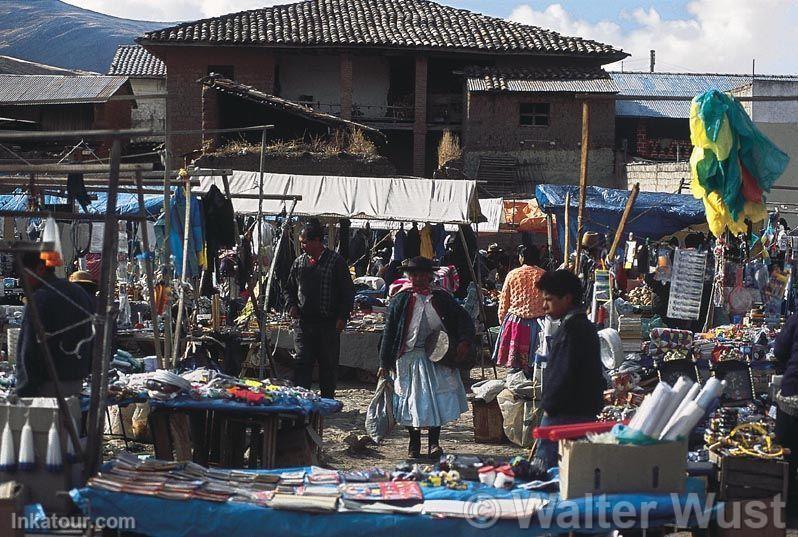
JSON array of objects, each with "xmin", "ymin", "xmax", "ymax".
[
  {"xmin": 63, "ymin": 0, "xmax": 282, "ymax": 22},
  {"xmin": 509, "ymin": 0, "xmax": 798, "ymax": 74}
]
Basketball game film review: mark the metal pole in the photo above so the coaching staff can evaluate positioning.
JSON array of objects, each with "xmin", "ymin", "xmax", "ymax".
[
  {"xmin": 574, "ymin": 100, "xmax": 590, "ymax": 275},
  {"xmin": 259, "ymin": 198, "xmax": 299, "ymax": 379},
  {"xmin": 84, "ymin": 139, "xmax": 122, "ymax": 479},
  {"xmin": 134, "ymin": 170, "xmax": 164, "ymax": 368},
  {"xmin": 171, "ymin": 172, "xmax": 192, "ymax": 365}
]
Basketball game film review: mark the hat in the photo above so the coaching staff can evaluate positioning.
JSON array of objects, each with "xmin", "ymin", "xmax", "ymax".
[
  {"xmin": 401, "ymin": 256, "xmax": 437, "ymax": 273},
  {"xmin": 424, "ymin": 330, "xmax": 449, "ymax": 362},
  {"xmin": 69, "ymin": 271, "xmax": 96, "ymax": 285}
]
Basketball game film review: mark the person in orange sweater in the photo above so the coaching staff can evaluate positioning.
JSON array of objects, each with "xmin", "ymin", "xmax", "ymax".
[{"xmin": 492, "ymin": 245, "xmax": 546, "ymax": 370}]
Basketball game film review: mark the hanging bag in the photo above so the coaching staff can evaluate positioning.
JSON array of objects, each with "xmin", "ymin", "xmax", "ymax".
[{"xmin": 365, "ymin": 377, "xmax": 396, "ymax": 443}]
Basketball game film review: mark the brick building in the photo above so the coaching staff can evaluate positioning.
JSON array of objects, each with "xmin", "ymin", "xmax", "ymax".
[
  {"xmin": 108, "ymin": 44, "xmax": 166, "ymax": 143},
  {"xmin": 137, "ymin": 0, "xmax": 626, "ymax": 188}
]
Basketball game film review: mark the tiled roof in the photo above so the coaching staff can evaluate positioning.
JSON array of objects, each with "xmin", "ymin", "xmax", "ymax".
[
  {"xmin": 611, "ymin": 71, "xmax": 798, "ymax": 118},
  {"xmin": 140, "ymin": 0, "xmax": 626, "ymax": 59},
  {"xmin": 200, "ymin": 75, "xmax": 384, "ymax": 139},
  {"xmin": 465, "ymin": 66, "xmax": 617, "ymax": 93},
  {"xmin": 0, "ymin": 75, "xmax": 129, "ymax": 105},
  {"xmin": 108, "ymin": 45, "xmax": 165, "ymax": 77}
]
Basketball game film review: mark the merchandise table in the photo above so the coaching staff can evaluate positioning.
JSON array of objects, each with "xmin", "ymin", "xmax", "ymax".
[
  {"xmin": 268, "ymin": 326, "xmax": 382, "ymax": 372},
  {"xmin": 70, "ymin": 472, "xmax": 719, "ymax": 537},
  {"xmin": 147, "ymin": 397, "xmax": 342, "ymax": 468}
]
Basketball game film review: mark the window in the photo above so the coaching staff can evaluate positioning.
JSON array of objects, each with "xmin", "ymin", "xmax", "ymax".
[
  {"xmin": 207, "ymin": 65, "xmax": 234, "ymax": 79},
  {"xmin": 520, "ymin": 103, "xmax": 550, "ymax": 126}
]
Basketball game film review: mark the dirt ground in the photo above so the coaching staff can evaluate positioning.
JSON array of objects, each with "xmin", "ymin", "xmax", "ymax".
[{"xmin": 320, "ymin": 368, "xmax": 523, "ymax": 469}]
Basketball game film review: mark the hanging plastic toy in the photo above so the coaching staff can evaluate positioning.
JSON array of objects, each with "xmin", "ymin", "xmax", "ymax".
[
  {"xmin": 40, "ymin": 216, "xmax": 64, "ymax": 267},
  {"xmin": 18, "ymin": 417, "xmax": 35, "ymax": 471},
  {"xmin": 45, "ymin": 419, "xmax": 62, "ymax": 473}
]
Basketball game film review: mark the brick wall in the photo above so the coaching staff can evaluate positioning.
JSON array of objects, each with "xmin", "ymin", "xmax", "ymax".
[
  {"xmin": 339, "ymin": 53, "xmax": 353, "ymax": 120},
  {"xmin": 412, "ymin": 56, "xmax": 428, "ymax": 176},
  {"xmin": 464, "ymin": 93, "xmax": 615, "ymax": 151},
  {"xmin": 144, "ymin": 45, "xmax": 276, "ymax": 159},
  {"xmin": 464, "ymin": 148, "xmax": 616, "ymax": 189},
  {"xmin": 634, "ymin": 121, "xmax": 692, "ymax": 161},
  {"xmin": 92, "ymin": 99, "xmax": 132, "ymax": 156},
  {"xmin": 625, "ymin": 161, "xmax": 690, "ymax": 192},
  {"xmin": 201, "ymin": 84, "xmax": 221, "ymax": 150}
]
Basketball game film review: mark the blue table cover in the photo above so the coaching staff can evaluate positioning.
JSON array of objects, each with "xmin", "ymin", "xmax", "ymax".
[
  {"xmin": 81, "ymin": 395, "xmax": 343, "ymax": 417},
  {"xmin": 71, "ymin": 472, "xmax": 719, "ymax": 537}
]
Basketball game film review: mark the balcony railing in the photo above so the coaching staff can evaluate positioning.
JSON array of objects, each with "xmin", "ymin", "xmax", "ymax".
[{"xmin": 297, "ymin": 97, "xmax": 462, "ymax": 125}]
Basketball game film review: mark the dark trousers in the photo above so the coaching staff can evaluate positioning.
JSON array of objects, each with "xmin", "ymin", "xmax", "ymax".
[
  {"xmin": 294, "ymin": 320, "xmax": 340, "ymax": 399},
  {"xmin": 776, "ymin": 407, "xmax": 798, "ymax": 498},
  {"xmin": 534, "ymin": 413, "xmax": 595, "ymax": 470}
]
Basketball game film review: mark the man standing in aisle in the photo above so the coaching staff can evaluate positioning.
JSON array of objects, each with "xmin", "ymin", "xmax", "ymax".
[
  {"xmin": 534, "ymin": 269, "xmax": 604, "ymax": 469},
  {"xmin": 16, "ymin": 252, "xmax": 94, "ymax": 397},
  {"xmin": 285, "ymin": 218, "xmax": 355, "ymax": 399}
]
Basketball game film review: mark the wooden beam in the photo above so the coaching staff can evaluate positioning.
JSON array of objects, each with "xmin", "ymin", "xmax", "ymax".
[
  {"xmin": 0, "ymin": 163, "xmax": 154, "ymax": 173},
  {"xmin": 563, "ymin": 191, "xmax": 571, "ymax": 270},
  {"xmin": 573, "ymin": 100, "xmax": 590, "ymax": 275},
  {"xmin": 607, "ymin": 183, "xmax": 640, "ymax": 262},
  {"xmin": 0, "ymin": 210, "xmax": 146, "ymax": 222}
]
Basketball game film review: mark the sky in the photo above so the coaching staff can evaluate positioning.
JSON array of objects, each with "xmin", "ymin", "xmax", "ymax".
[{"xmin": 63, "ymin": 0, "xmax": 798, "ymax": 74}]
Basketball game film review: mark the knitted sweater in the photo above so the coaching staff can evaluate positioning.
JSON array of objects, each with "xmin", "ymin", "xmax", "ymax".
[{"xmin": 498, "ymin": 265, "xmax": 546, "ymax": 322}]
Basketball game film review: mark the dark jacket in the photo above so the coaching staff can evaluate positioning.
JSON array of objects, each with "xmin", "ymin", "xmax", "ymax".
[
  {"xmin": 541, "ymin": 310, "xmax": 604, "ymax": 418},
  {"xmin": 16, "ymin": 277, "xmax": 94, "ymax": 397},
  {"xmin": 774, "ymin": 312, "xmax": 798, "ymax": 396},
  {"xmin": 284, "ymin": 248, "xmax": 355, "ymax": 323},
  {"xmin": 380, "ymin": 289, "xmax": 475, "ymax": 370}
]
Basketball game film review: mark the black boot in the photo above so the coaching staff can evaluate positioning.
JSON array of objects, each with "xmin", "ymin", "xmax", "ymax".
[
  {"xmin": 407, "ymin": 427, "xmax": 421, "ymax": 459},
  {"xmin": 428, "ymin": 427, "xmax": 443, "ymax": 460}
]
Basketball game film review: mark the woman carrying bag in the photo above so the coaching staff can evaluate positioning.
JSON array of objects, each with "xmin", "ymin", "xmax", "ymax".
[{"xmin": 377, "ymin": 256, "xmax": 473, "ymax": 459}]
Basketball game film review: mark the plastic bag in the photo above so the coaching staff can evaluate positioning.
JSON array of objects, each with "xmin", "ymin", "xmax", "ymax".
[{"xmin": 365, "ymin": 377, "xmax": 396, "ymax": 443}]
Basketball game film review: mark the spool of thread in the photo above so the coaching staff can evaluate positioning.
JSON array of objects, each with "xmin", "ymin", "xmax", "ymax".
[{"xmin": 0, "ymin": 420, "xmax": 16, "ymax": 471}]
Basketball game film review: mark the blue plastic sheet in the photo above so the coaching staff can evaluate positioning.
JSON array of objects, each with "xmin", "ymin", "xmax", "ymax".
[
  {"xmin": 148, "ymin": 395, "xmax": 343, "ymax": 416},
  {"xmin": 535, "ymin": 184, "xmax": 707, "ymax": 252},
  {"xmin": 70, "ymin": 473, "xmax": 718, "ymax": 537},
  {"xmin": 0, "ymin": 192, "xmax": 164, "ymax": 216}
]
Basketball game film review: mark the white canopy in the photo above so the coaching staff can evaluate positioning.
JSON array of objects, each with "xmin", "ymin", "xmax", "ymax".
[{"xmin": 198, "ymin": 171, "xmax": 480, "ymax": 225}]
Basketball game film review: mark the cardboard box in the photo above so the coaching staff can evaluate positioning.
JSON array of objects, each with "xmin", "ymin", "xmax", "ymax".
[{"xmin": 559, "ymin": 439, "xmax": 687, "ymax": 500}]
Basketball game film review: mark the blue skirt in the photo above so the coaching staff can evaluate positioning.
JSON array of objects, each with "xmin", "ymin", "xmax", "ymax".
[{"xmin": 393, "ymin": 348, "xmax": 469, "ymax": 428}]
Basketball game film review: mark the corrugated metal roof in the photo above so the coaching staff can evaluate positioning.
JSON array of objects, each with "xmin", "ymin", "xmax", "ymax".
[
  {"xmin": 611, "ymin": 71, "xmax": 798, "ymax": 118},
  {"xmin": 465, "ymin": 66, "xmax": 617, "ymax": 94},
  {"xmin": 0, "ymin": 75, "xmax": 129, "ymax": 105},
  {"xmin": 108, "ymin": 45, "xmax": 165, "ymax": 77}
]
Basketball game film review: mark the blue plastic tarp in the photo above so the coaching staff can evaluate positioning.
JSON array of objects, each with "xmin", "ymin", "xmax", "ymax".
[
  {"xmin": 535, "ymin": 184, "xmax": 707, "ymax": 252},
  {"xmin": 70, "ymin": 475, "xmax": 718, "ymax": 537},
  {"xmin": 148, "ymin": 395, "xmax": 343, "ymax": 416},
  {"xmin": 0, "ymin": 192, "xmax": 164, "ymax": 216}
]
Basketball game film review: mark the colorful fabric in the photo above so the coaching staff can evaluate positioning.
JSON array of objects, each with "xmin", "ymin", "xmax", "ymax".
[
  {"xmin": 435, "ymin": 265, "xmax": 460, "ymax": 293},
  {"xmin": 420, "ymin": 224, "xmax": 434, "ymax": 259},
  {"xmin": 492, "ymin": 313, "xmax": 541, "ymax": 370},
  {"xmin": 498, "ymin": 265, "xmax": 546, "ymax": 322},
  {"xmin": 689, "ymin": 90, "xmax": 789, "ymax": 236}
]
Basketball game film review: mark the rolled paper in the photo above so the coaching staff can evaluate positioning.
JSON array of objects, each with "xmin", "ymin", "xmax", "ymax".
[
  {"xmin": 695, "ymin": 377, "xmax": 724, "ymax": 409},
  {"xmin": 662, "ymin": 400, "xmax": 705, "ymax": 440},
  {"xmin": 659, "ymin": 383, "xmax": 701, "ymax": 440},
  {"xmin": 0, "ymin": 421, "xmax": 16, "ymax": 472},
  {"xmin": 46, "ymin": 421, "xmax": 62, "ymax": 473},
  {"xmin": 18, "ymin": 419, "xmax": 35, "ymax": 471},
  {"xmin": 639, "ymin": 383, "xmax": 674, "ymax": 437},
  {"xmin": 651, "ymin": 376, "xmax": 694, "ymax": 439}
]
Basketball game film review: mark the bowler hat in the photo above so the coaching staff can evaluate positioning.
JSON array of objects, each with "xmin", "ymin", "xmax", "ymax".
[{"xmin": 401, "ymin": 256, "xmax": 437, "ymax": 273}]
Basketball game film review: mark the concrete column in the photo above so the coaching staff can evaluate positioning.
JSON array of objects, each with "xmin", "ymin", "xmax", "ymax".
[
  {"xmin": 413, "ymin": 55, "xmax": 428, "ymax": 177},
  {"xmin": 340, "ymin": 53, "xmax": 353, "ymax": 120}
]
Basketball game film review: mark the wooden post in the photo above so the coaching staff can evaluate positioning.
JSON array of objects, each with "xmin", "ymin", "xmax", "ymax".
[
  {"xmin": 573, "ymin": 100, "xmax": 590, "ymax": 275},
  {"xmin": 171, "ymin": 171, "xmax": 192, "ymax": 365},
  {"xmin": 545, "ymin": 214, "xmax": 554, "ymax": 265},
  {"xmin": 85, "ymin": 139, "xmax": 123, "ymax": 479},
  {"xmin": 134, "ymin": 170, "xmax": 164, "ymax": 368},
  {"xmin": 161, "ymin": 135, "xmax": 174, "ymax": 366},
  {"xmin": 563, "ymin": 191, "xmax": 571, "ymax": 270},
  {"xmin": 607, "ymin": 182, "xmax": 640, "ymax": 262}
]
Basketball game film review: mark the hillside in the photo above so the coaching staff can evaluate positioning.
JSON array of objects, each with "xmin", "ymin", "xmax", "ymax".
[{"xmin": 0, "ymin": 0, "xmax": 168, "ymax": 73}]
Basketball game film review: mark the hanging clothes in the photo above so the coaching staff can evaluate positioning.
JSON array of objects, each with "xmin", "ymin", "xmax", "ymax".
[
  {"xmin": 432, "ymin": 224, "xmax": 446, "ymax": 261},
  {"xmin": 420, "ymin": 223, "xmax": 434, "ymax": 259},
  {"xmin": 392, "ymin": 226, "xmax": 407, "ymax": 262},
  {"xmin": 337, "ymin": 219, "xmax": 351, "ymax": 261},
  {"xmin": 405, "ymin": 222, "xmax": 421, "ymax": 259},
  {"xmin": 155, "ymin": 186, "xmax": 205, "ymax": 278},
  {"xmin": 202, "ymin": 185, "xmax": 236, "ymax": 263}
]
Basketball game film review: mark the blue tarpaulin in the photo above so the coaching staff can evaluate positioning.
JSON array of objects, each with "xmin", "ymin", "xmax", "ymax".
[
  {"xmin": 70, "ymin": 474, "xmax": 718, "ymax": 537},
  {"xmin": 0, "ymin": 192, "xmax": 164, "ymax": 216},
  {"xmin": 535, "ymin": 184, "xmax": 707, "ymax": 252}
]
